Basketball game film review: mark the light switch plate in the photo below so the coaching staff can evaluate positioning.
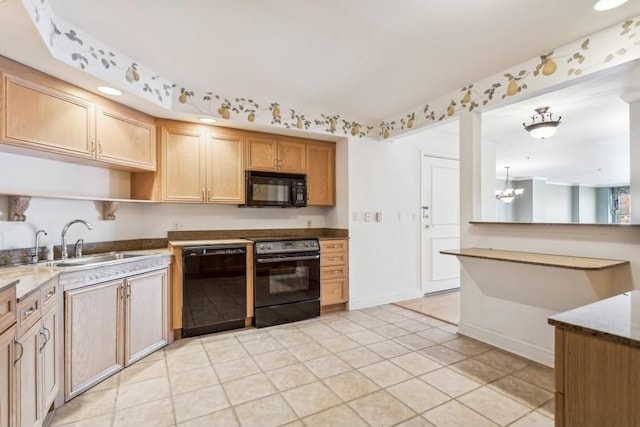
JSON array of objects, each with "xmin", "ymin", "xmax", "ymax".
[
  {"xmin": 375, "ymin": 212, "xmax": 383, "ymax": 222},
  {"xmin": 364, "ymin": 212, "xmax": 371, "ymax": 222}
]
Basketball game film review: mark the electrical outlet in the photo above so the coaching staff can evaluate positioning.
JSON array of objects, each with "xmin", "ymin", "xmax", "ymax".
[
  {"xmin": 307, "ymin": 220, "xmax": 312, "ymax": 228},
  {"xmin": 172, "ymin": 221, "xmax": 184, "ymax": 231}
]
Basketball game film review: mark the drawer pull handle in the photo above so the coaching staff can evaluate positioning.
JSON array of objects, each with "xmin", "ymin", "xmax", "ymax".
[
  {"xmin": 44, "ymin": 290, "xmax": 55, "ymax": 300},
  {"xmin": 22, "ymin": 307, "xmax": 36, "ymax": 318},
  {"xmin": 327, "ymin": 257, "xmax": 341, "ymax": 261}
]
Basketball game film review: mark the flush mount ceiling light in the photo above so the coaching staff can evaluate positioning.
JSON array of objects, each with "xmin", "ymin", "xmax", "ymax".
[
  {"xmin": 523, "ymin": 106, "xmax": 561, "ymax": 139},
  {"xmin": 594, "ymin": 0, "xmax": 628, "ymax": 11},
  {"xmin": 97, "ymin": 86, "xmax": 122, "ymax": 96},
  {"xmin": 495, "ymin": 166, "xmax": 524, "ymax": 204},
  {"xmin": 198, "ymin": 117, "xmax": 217, "ymax": 124}
]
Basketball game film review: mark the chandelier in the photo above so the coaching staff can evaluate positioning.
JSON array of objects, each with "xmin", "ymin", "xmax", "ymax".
[
  {"xmin": 495, "ymin": 166, "xmax": 524, "ymax": 204},
  {"xmin": 523, "ymin": 106, "xmax": 561, "ymax": 139}
]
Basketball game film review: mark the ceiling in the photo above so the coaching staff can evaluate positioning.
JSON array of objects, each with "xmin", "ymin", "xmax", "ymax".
[
  {"xmin": 483, "ymin": 59, "xmax": 639, "ymax": 187},
  {"xmin": 1, "ymin": 0, "xmax": 640, "ymax": 123},
  {"xmin": 0, "ymin": 0, "xmax": 638, "ymax": 183}
]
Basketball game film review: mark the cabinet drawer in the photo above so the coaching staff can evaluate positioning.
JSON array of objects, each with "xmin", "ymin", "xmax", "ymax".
[
  {"xmin": 16, "ymin": 290, "xmax": 41, "ymax": 337},
  {"xmin": 0, "ymin": 285, "xmax": 16, "ymax": 334},
  {"xmin": 320, "ymin": 240, "xmax": 347, "ymax": 253},
  {"xmin": 321, "ymin": 253, "xmax": 347, "ymax": 267},
  {"xmin": 321, "ymin": 265, "xmax": 347, "ymax": 281},
  {"xmin": 41, "ymin": 278, "xmax": 58, "ymax": 313},
  {"xmin": 322, "ymin": 279, "xmax": 347, "ymax": 306}
]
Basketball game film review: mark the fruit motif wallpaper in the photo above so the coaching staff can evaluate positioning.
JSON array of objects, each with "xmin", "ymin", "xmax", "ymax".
[{"xmin": 20, "ymin": 0, "xmax": 640, "ymax": 140}]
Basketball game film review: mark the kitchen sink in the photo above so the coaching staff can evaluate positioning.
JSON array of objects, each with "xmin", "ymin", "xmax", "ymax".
[{"xmin": 45, "ymin": 252, "xmax": 146, "ymax": 267}]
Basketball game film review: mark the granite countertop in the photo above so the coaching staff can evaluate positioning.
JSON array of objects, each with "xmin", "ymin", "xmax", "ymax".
[
  {"xmin": 0, "ymin": 249, "xmax": 172, "ymax": 301},
  {"xmin": 0, "ymin": 265, "xmax": 60, "ymax": 301},
  {"xmin": 548, "ymin": 290, "xmax": 640, "ymax": 349},
  {"xmin": 441, "ymin": 248, "xmax": 628, "ymax": 270},
  {"xmin": 168, "ymin": 239, "xmax": 252, "ymax": 247}
]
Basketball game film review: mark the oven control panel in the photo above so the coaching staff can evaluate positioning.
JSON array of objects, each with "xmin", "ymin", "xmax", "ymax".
[{"xmin": 255, "ymin": 239, "xmax": 319, "ymax": 255}]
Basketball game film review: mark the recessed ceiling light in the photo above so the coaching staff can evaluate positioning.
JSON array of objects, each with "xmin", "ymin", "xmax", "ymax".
[
  {"xmin": 593, "ymin": 0, "xmax": 628, "ymax": 11},
  {"xmin": 198, "ymin": 117, "xmax": 217, "ymax": 124},
  {"xmin": 97, "ymin": 86, "xmax": 122, "ymax": 96}
]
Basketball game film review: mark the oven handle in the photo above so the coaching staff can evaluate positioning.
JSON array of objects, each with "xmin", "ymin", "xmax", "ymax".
[{"xmin": 256, "ymin": 254, "xmax": 320, "ymax": 263}]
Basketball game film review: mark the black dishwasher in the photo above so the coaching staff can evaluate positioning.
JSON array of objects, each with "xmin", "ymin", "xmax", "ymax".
[{"xmin": 182, "ymin": 245, "xmax": 247, "ymax": 337}]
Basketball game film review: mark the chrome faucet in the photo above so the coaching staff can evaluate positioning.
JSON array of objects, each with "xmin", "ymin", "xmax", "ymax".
[
  {"xmin": 32, "ymin": 229, "xmax": 48, "ymax": 264},
  {"xmin": 61, "ymin": 219, "xmax": 93, "ymax": 260}
]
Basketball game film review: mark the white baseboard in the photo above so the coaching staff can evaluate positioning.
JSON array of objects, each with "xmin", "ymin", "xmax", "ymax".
[
  {"xmin": 349, "ymin": 289, "xmax": 423, "ymax": 310},
  {"xmin": 457, "ymin": 321, "xmax": 554, "ymax": 367}
]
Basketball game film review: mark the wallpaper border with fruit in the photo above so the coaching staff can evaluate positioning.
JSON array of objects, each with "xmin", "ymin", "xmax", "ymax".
[{"xmin": 20, "ymin": 0, "xmax": 640, "ymax": 140}]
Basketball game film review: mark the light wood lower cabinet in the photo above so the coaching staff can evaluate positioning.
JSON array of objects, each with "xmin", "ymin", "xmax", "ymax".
[
  {"xmin": 14, "ymin": 279, "xmax": 60, "ymax": 427},
  {"xmin": 320, "ymin": 239, "xmax": 349, "ymax": 307},
  {"xmin": 65, "ymin": 268, "xmax": 169, "ymax": 400},
  {"xmin": 554, "ymin": 328, "xmax": 640, "ymax": 426},
  {"xmin": 15, "ymin": 320, "xmax": 41, "ymax": 427},
  {"xmin": 124, "ymin": 270, "xmax": 169, "ymax": 365},
  {"xmin": 0, "ymin": 324, "xmax": 16, "ymax": 427}
]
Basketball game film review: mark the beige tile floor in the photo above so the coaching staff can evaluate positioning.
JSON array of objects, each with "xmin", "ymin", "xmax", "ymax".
[{"xmin": 50, "ymin": 304, "xmax": 555, "ymax": 427}]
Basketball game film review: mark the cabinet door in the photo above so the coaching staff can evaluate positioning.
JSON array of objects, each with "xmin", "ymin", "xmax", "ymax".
[
  {"xmin": 15, "ymin": 321, "xmax": 41, "ymax": 427},
  {"xmin": 246, "ymin": 137, "xmax": 278, "ymax": 171},
  {"xmin": 3, "ymin": 74, "xmax": 94, "ymax": 159},
  {"xmin": 206, "ymin": 134, "xmax": 245, "ymax": 204},
  {"xmin": 95, "ymin": 106, "xmax": 156, "ymax": 171},
  {"xmin": 161, "ymin": 126, "xmax": 207, "ymax": 202},
  {"xmin": 306, "ymin": 142, "xmax": 335, "ymax": 206},
  {"xmin": 124, "ymin": 269, "xmax": 168, "ymax": 366},
  {"xmin": 65, "ymin": 280, "xmax": 123, "ymax": 400},
  {"xmin": 0, "ymin": 325, "xmax": 15, "ymax": 427},
  {"xmin": 321, "ymin": 279, "xmax": 348, "ymax": 306},
  {"xmin": 41, "ymin": 308, "xmax": 59, "ymax": 412},
  {"xmin": 277, "ymin": 140, "xmax": 306, "ymax": 173}
]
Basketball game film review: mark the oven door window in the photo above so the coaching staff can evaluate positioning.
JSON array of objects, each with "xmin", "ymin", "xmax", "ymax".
[
  {"xmin": 255, "ymin": 255, "xmax": 320, "ymax": 307},
  {"xmin": 269, "ymin": 266, "xmax": 308, "ymax": 294}
]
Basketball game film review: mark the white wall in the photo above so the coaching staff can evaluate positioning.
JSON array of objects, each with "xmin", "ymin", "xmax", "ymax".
[
  {"xmin": 0, "ymin": 143, "xmax": 347, "ymax": 250},
  {"xmin": 458, "ymin": 110, "xmax": 640, "ymax": 366},
  {"xmin": 347, "ymin": 124, "xmax": 458, "ymax": 309}
]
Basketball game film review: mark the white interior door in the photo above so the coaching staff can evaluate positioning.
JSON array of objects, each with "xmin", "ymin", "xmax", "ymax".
[{"xmin": 421, "ymin": 155, "xmax": 460, "ymax": 294}]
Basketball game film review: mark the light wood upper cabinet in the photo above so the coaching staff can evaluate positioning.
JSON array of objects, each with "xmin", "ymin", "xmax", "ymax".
[
  {"xmin": 1, "ymin": 59, "xmax": 156, "ymax": 172},
  {"xmin": 306, "ymin": 142, "xmax": 335, "ymax": 206},
  {"xmin": 133, "ymin": 122, "xmax": 245, "ymax": 204},
  {"xmin": 206, "ymin": 134, "xmax": 245, "ymax": 204},
  {"xmin": 246, "ymin": 137, "xmax": 277, "ymax": 170},
  {"xmin": 95, "ymin": 106, "xmax": 156, "ymax": 170},
  {"xmin": 161, "ymin": 126, "xmax": 207, "ymax": 202},
  {"xmin": 0, "ymin": 325, "xmax": 15, "ymax": 427},
  {"xmin": 246, "ymin": 137, "xmax": 305, "ymax": 173},
  {"xmin": 3, "ymin": 74, "xmax": 94, "ymax": 159}
]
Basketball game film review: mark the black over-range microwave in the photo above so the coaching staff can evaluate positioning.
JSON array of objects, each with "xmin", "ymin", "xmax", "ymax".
[{"xmin": 243, "ymin": 171, "xmax": 307, "ymax": 207}]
